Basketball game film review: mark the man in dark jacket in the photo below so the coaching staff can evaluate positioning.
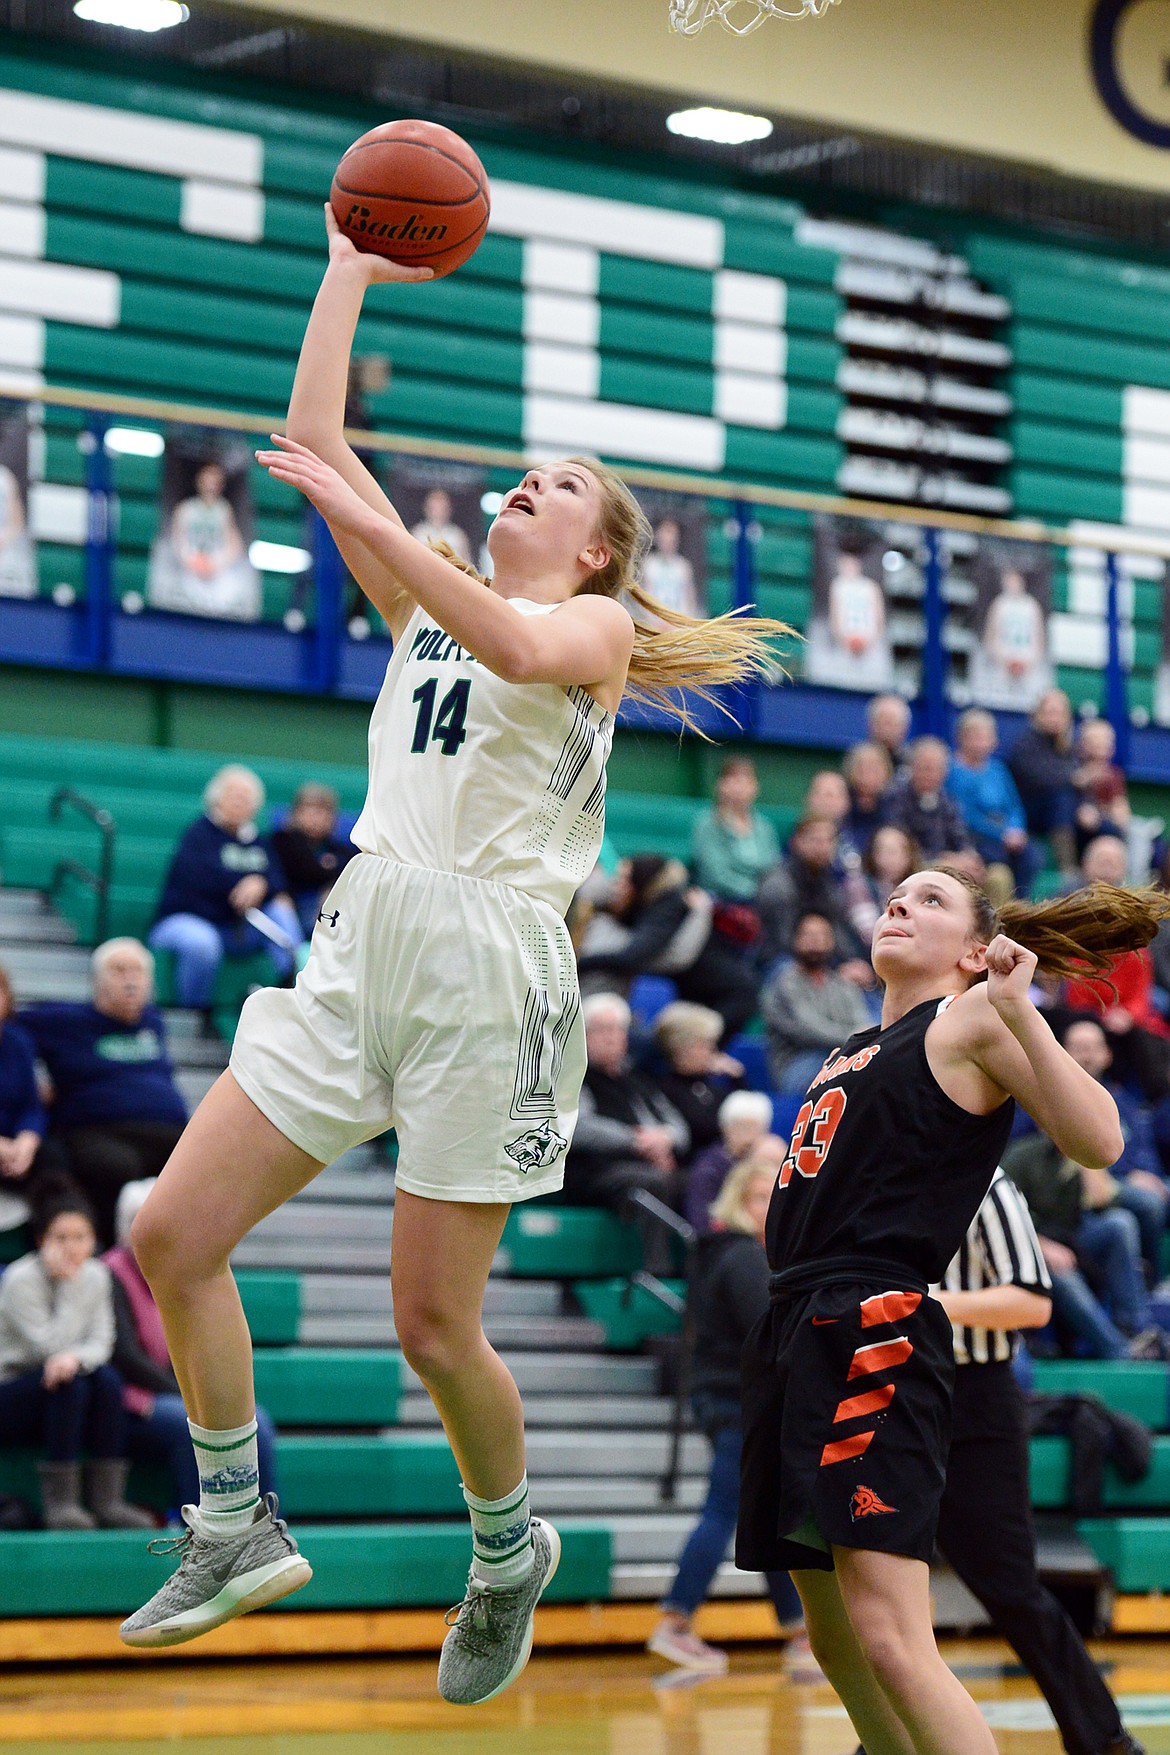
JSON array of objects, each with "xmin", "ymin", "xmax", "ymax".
[
  {"xmin": 884, "ymin": 737, "xmax": 971, "ymax": 862},
  {"xmin": 1007, "ymin": 687, "xmax": 1079, "ymax": 876},
  {"xmin": 563, "ymin": 992, "xmax": 689, "ymax": 1217},
  {"xmin": 756, "ymin": 816, "xmax": 866, "ymax": 974}
]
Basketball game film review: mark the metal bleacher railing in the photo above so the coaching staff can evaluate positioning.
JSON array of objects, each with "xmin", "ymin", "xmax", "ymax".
[{"xmin": 3, "ymin": 377, "xmax": 1169, "ymax": 767}]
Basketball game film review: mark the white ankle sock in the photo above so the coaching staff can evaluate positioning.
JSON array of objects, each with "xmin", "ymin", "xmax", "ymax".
[
  {"xmin": 464, "ymin": 1475, "xmax": 535, "ymax": 1588},
  {"xmin": 187, "ymin": 1418, "xmax": 261, "ymax": 1537}
]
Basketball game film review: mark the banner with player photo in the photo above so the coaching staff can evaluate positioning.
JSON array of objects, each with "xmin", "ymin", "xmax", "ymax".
[
  {"xmin": 961, "ymin": 537, "xmax": 1054, "ymax": 711},
  {"xmin": 634, "ymin": 492, "xmax": 708, "ymax": 621},
  {"xmin": 0, "ymin": 404, "xmax": 37, "ymax": 600},
  {"xmin": 804, "ymin": 515, "xmax": 903, "ymax": 693},
  {"xmin": 147, "ymin": 439, "xmax": 261, "ymax": 621}
]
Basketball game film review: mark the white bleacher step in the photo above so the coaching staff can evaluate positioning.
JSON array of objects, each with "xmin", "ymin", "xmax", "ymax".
[
  {"xmin": 299, "ymin": 1313, "xmax": 606, "ymax": 1350},
  {"xmin": 400, "ymin": 1351, "xmax": 659, "ymax": 1397},
  {"xmin": 160, "ymin": 1012, "xmax": 231, "ymax": 1069},
  {"xmin": 233, "ymin": 1240, "xmax": 397, "ymax": 1273},
  {"xmin": 602, "ymin": 1512, "xmax": 713, "ymax": 1563},
  {"xmin": 175, "ymin": 1069, "xmax": 219, "ymax": 1110},
  {"xmin": 611, "ymin": 1560, "xmax": 765, "ymax": 1601},
  {"xmin": 296, "ymin": 1273, "xmax": 563, "ymax": 1317},
  {"xmin": 398, "ymin": 1392, "xmax": 676, "ymax": 1429},
  {"xmin": 248, "ymin": 1204, "xmax": 394, "ymax": 1243},
  {"xmin": 529, "ymin": 1475, "xmax": 705, "ymax": 1515},
  {"xmin": 524, "ymin": 1429, "xmax": 708, "ymax": 1477},
  {"xmin": 0, "ymin": 891, "xmax": 77, "ymax": 943},
  {"xmin": 0, "ymin": 940, "xmax": 92, "ymax": 1000}
]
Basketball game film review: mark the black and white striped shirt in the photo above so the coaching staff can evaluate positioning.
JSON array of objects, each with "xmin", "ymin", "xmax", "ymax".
[{"xmin": 938, "ymin": 1168, "xmax": 1052, "ymax": 1366}]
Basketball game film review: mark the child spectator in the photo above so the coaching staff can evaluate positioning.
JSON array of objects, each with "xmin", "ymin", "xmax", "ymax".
[
  {"xmin": 651, "ymin": 1002, "xmax": 745, "ymax": 1161},
  {"xmin": 149, "ymin": 765, "xmax": 302, "ymax": 1011},
  {"xmin": 886, "ymin": 737, "xmax": 971, "ymax": 861},
  {"xmin": 866, "ymin": 693, "xmax": 912, "ymax": 773},
  {"xmin": 761, "ymin": 912, "xmax": 872, "ymax": 1095},
  {"xmin": 272, "ymin": 782, "xmax": 356, "ymax": 939},
  {"xmin": 1073, "ymin": 718, "xmax": 1130, "ymax": 855},
  {"xmin": 689, "ymin": 756, "xmax": 779, "ymax": 903},
  {"xmin": 846, "ymin": 826, "xmax": 920, "ymax": 946},
  {"xmin": 20, "ymin": 940, "xmax": 187, "ymax": 1249},
  {"xmin": 946, "ymin": 709, "xmax": 1039, "ymax": 898},
  {"xmin": 1063, "ymin": 836, "xmax": 1170, "ymax": 1098},
  {"xmin": 0, "ymin": 1184, "xmax": 152, "ymax": 1528}
]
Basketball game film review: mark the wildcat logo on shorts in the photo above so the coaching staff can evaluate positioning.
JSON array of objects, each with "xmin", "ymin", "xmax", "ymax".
[
  {"xmin": 850, "ymin": 1484, "xmax": 897, "ymax": 1521},
  {"xmin": 505, "ymin": 1120, "xmax": 568, "ymax": 1173}
]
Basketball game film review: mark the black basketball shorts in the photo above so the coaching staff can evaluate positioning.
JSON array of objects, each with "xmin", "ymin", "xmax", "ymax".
[{"xmin": 736, "ymin": 1280, "xmax": 955, "ymax": 1573}]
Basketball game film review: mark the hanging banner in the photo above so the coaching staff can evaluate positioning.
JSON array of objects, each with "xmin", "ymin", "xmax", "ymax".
[
  {"xmin": 147, "ymin": 439, "xmax": 261, "ymax": 621},
  {"xmin": 0, "ymin": 404, "xmax": 37, "ymax": 600},
  {"xmin": 962, "ymin": 538, "xmax": 1055, "ymax": 711},
  {"xmin": 635, "ymin": 492, "xmax": 708, "ymax": 621},
  {"xmin": 804, "ymin": 514, "xmax": 901, "ymax": 693}
]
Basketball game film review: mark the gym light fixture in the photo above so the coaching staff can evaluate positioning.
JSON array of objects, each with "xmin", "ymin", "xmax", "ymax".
[
  {"xmin": 249, "ymin": 541, "xmax": 312, "ymax": 575},
  {"xmin": 73, "ymin": 0, "xmax": 189, "ymax": 31},
  {"xmin": 666, "ymin": 106, "xmax": 773, "ymax": 145}
]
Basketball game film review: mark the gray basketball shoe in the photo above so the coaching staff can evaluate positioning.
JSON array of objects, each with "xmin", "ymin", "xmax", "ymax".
[
  {"xmin": 119, "ymin": 1493, "xmax": 312, "ymax": 1648},
  {"xmin": 437, "ymin": 1519, "xmax": 561, "ymax": 1705}
]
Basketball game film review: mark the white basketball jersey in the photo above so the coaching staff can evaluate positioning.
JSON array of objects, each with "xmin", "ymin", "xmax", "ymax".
[{"xmin": 351, "ymin": 598, "xmax": 614, "ymax": 915}]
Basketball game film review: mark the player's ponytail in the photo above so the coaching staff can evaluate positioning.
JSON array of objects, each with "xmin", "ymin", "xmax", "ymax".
[
  {"xmin": 939, "ymin": 866, "xmax": 1170, "ymax": 985},
  {"xmin": 571, "ymin": 457, "xmax": 794, "ymax": 735}
]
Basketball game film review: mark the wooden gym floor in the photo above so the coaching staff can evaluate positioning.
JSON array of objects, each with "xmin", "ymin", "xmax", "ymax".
[{"xmin": 2, "ymin": 1640, "xmax": 1170, "ymax": 1753}]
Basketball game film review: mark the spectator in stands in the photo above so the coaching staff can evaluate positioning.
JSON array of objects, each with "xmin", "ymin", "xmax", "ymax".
[
  {"xmin": 271, "ymin": 782, "xmax": 356, "ymax": 939},
  {"xmin": 761, "ymin": 912, "xmax": 872, "ymax": 1095},
  {"xmin": 756, "ymin": 816, "xmax": 868, "ymax": 979},
  {"xmin": 946, "ymin": 708, "xmax": 1039, "ymax": 900},
  {"xmin": 689, "ymin": 755, "xmax": 779, "ymax": 903},
  {"xmin": 20, "ymin": 940, "xmax": 187, "ymax": 1248},
  {"xmin": 885, "ymin": 736, "xmax": 971, "ymax": 861},
  {"xmin": 1073, "ymin": 717, "xmax": 1130, "ymax": 856},
  {"xmin": 841, "ymin": 741, "xmax": 892, "ymax": 860},
  {"xmin": 1007, "ymin": 687, "xmax": 1078, "ymax": 877},
  {"xmin": 651, "ymin": 1002, "xmax": 744, "ymax": 1161},
  {"xmin": 866, "ymin": 692, "xmax": 912, "ymax": 773},
  {"xmin": 149, "ymin": 765, "xmax": 303, "ymax": 1012},
  {"xmin": 564, "ymin": 993, "xmax": 689, "ymax": 1226},
  {"xmin": 648, "ymin": 1157, "xmax": 804, "ymax": 1675},
  {"xmin": 1003, "ymin": 1131, "xmax": 1168, "ymax": 1360},
  {"xmin": 846, "ymin": 825, "xmax": 920, "ymax": 946},
  {"xmin": 802, "ymin": 769, "xmax": 851, "ymax": 835},
  {"xmin": 685, "ymin": 1091, "xmax": 781, "ymax": 1235},
  {"xmin": 0, "ymin": 963, "xmax": 46, "ymax": 1241},
  {"xmin": 1059, "ymin": 1018, "xmax": 1168, "ymax": 1279},
  {"xmin": 1063, "ymin": 835, "xmax": 1170, "ymax": 1099},
  {"xmin": 106, "ymin": 1180, "xmax": 277, "ymax": 1517},
  {"xmin": 0, "ymin": 1183, "xmax": 152, "ymax": 1529},
  {"xmin": 575, "ymin": 856, "xmax": 758, "ymax": 1044}
]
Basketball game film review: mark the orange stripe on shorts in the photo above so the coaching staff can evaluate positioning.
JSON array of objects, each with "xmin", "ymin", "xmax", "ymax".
[
  {"xmin": 834, "ymin": 1382, "xmax": 896, "ymax": 1423},
  {"xmin": 820, "ymin": 1429, "xmax": 875, "ymax": 1466},
  {"xmin": 846, "ymin": 1336, "xmax": 913, "ymax": 1379},
  {"xmin": 860, "ymin": 1290, "xmax": 923, "ymax": 1328}
]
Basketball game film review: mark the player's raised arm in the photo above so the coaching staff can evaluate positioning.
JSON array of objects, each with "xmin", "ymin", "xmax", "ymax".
[{"xmin": 285, "ymin": 210, "xmax": 431, "ymax": 635}]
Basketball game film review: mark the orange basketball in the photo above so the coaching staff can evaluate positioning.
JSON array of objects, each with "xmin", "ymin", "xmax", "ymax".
[{"xmin": 329, "ymin": 119, "xmax": 490, "ymax": 279}]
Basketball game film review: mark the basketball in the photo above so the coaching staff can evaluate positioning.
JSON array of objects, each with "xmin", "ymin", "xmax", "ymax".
[{"xmin": 329, "ymin": 120, "xmax": 490, "ymax": 279}]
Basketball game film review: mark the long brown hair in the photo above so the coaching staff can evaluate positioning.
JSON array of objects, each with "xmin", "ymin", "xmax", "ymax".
[
  {"xmin": 938, "ymin": 867, "xmax": 1170, "ymax": 986},
  {"xmin": 435, "ymin": 459, "xmax": 795, "ymax": 735}
]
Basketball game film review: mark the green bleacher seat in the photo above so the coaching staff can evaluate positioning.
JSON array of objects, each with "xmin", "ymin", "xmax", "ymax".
[
  {"xmin": 501, "ymin": 1207, "xmax": 642, "ymax": 1279},
  {"xmin": 0, "ymin": 1521, "xmax": 611, "ymax": 1614},
  {"xmin": 573, "ymin": 1278, "xmax": 684, "ymax": 1350},
  {"xmin": 251, "ymin": 1349, "xmax": 399, "ymax": 1426},
  {"xmin": 1077, "ymin": 1519, "xmax": 1170, "ymax": 1594},
  {"xmin": 278, "ymin": 1433, "xmax": 461, "ymax": 1517},
  {"xmin": 1030, "ymin": 1434, "xmax": 1170, "ymax": 1510},
  {"xmin": 237, "ymin": 1271, "xmax": 301, "ymax": 1344},
  {"xmin": 1031, "ymin": 1360, "xmax": 1169, "ymax": 1428}
]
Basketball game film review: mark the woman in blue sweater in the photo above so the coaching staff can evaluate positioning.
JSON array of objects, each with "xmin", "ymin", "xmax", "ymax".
[
  {"xmin": 149, "ymin": 766, "xmax": 303, "ymax": 1011},
  {"xmin": 947, "ymin": 710, "xmax": 1041, "ymax": 899}
]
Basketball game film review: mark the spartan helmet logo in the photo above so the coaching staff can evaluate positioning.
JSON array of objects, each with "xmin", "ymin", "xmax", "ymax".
[{"xmin": 504, "ymin": 1120, "xmax": 568, "ymax": 1174}]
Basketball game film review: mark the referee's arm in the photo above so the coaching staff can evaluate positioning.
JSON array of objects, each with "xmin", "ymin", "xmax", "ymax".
[{"xmin": 936, "ymin": 1170, "xmax": 1053, "ymax": 1333}]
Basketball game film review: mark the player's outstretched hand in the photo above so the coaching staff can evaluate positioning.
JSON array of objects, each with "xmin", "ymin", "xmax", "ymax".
[
  {"xmin": 256, "ymin": 434, "xmax": 372, "ymax": 536},
  {"xmin": 324, "ymin": 204, "xmax": 434, "ymax": 284},
  {"xmin": 984, "ymin": 933, "xmax": 1038, "ymax": 1016}
]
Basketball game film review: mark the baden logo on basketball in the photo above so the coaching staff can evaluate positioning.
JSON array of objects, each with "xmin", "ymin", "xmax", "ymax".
[
  {"xmin": 850, "ymin": 1484, "xmax": 897, "ymax": 1521},
  {"xmin": 505, "ymin": 1120, "xmax": 568, "ymax": 1173}
]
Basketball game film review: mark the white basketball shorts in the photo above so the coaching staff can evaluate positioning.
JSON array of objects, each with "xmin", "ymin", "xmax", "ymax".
[{"xmin": 229, "ymin": 853, "xmax": 584, "ymax": 1202}]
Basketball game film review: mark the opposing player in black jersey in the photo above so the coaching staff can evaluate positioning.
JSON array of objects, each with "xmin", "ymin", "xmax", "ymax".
[{"xmin": 738, "ymin": 868, "xmax": 1166, "ymax": 1755}]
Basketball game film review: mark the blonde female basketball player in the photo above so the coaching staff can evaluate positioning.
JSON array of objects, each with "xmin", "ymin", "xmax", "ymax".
[{"xmin": 119, "ymin": 208, "xmax": 789, "ymax": 1704}]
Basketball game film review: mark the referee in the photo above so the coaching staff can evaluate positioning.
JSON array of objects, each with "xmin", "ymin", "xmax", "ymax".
[{"xmin": 853, "ymin": 1168, "xmax": 1142, "ymax": 1755}]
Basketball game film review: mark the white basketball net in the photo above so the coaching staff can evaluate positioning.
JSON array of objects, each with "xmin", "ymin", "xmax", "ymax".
[{"xmin": 669, "ymin": 0, "xmax": 840, "ymax": 33}]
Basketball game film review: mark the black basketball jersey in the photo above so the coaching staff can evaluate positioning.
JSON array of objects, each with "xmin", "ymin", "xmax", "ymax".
[{"xmin": 765, "ymin": 995, "xmax": 1015, "ymax": 1286}]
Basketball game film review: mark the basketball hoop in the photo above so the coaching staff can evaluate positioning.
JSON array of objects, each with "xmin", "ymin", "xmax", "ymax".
[{"xmin": 669, "ymin": 0, "xmax": 840, "ymax": 33}]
